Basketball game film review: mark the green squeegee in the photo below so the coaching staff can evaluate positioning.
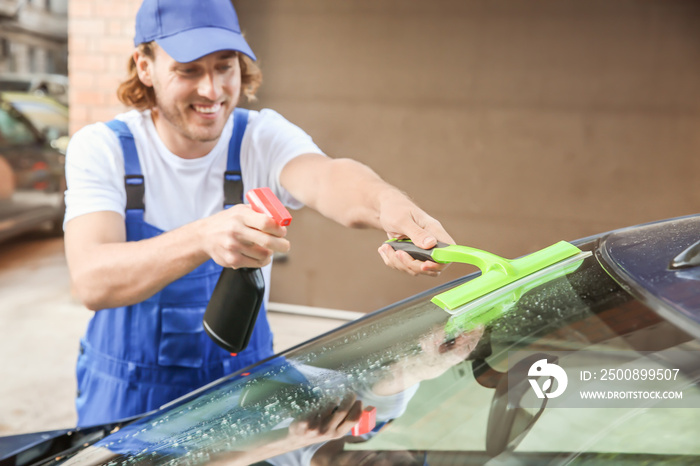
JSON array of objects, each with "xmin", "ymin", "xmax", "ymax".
[{"xmin": 386, "ymin": 239, "xmax": 590, "ymax": 315}]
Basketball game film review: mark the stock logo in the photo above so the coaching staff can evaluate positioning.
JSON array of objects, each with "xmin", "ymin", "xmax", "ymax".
[{"xmin": 528, "ymin": 358, "xmax": 568, "ymax": 399}]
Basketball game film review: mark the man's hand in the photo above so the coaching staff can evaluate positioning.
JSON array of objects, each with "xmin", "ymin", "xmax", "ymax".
[
  {"xmin": 375, "ymin": 189, "xmax": 455, "ymax": 277},
  {"xmin": 199, "ymin": 203, "xmax": 290, "ymax": 269},
  {"xmin": 280, "ymin": 154, "xmax": 455, "ymax": 277},
  {"xmin": 207, "ymin": 393, "xmax": 362, "ymax": 466},
  {"xmin": 65, "ymin": 203, "xmax": 290, "ymax": 311},
  {"xmin": 288, "ymin": 393, "xmax": 363, "ymax": 444}
]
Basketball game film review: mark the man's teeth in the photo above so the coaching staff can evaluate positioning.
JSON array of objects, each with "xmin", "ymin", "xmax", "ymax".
[{"xmin": 193, "ymin": 103, "xmax": 221, "ymax": 113}]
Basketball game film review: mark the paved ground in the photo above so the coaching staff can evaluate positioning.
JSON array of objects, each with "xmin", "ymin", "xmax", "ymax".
[{"xmin": 0, "ymin": 234, "xmax": 347, "ymax": 436}]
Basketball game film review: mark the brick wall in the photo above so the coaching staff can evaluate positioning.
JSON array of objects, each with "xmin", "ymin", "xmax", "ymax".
[
  {"xmin": 68, "ymin": 0, "xmax": 700, "ymax": 312},
  {"xmin": 68, "ymin": 0, "xmax": 139, "ymax": 133}
]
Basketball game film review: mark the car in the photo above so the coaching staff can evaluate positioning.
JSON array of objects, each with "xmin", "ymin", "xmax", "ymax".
[
  {"xmin": 1, "ymin": 214, "xmax": 699, "ymax": 465},
  {"xmin": 1, "ymin": 91, "xmax": 69, "ymax": 142},
  {"xmin": 0, "ymin": 94, "xmax": 66, "ymax": 241}
]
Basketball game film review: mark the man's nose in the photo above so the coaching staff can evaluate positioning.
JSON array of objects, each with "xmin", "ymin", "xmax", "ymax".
[{"xmin": 198, "ymin": 72, "xmax": 221, "ymax": 100}]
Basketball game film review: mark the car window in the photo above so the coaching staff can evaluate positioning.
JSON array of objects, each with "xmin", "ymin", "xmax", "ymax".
[
  {"xmin": 52, "ymin": 239, "xmax": 700, "ymax": 465},
  {"xmin": 0, "ymin": 80, "xmax": 31, "ymax": 92},
  {"xmin": 0, "ymin": 106, "xmax": 38, "ymax": 146}
]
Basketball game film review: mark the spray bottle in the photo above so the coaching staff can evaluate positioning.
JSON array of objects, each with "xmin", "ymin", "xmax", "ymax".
[{"xmin": 203, "ymin": 187, "xmax": 292, "ymax": 353}]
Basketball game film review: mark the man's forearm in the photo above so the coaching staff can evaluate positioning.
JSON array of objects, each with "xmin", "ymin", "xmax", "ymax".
[
  {"xmin": 66, "ymin": 204, "xmax": 289, "ymax": 311},
  {"xmin": 66, "ymin": 216, "xmax": 210, "ymax": 311},
  {"xmin": 284, "ymin": 156, "xmax": 408, "ymax": 229},
  {"xmin": 319, "ymin": 162, "xmax": 410, "ymax": 229}
]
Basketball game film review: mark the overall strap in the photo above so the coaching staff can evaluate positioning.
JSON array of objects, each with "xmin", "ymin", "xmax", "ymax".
[
  {"xmin": 224, "ymin": 108, "xmax": 249, "ymax": 208},
  {"xmin": 105, "ymin": 120, "xmax": 144, "ymax": 221}
]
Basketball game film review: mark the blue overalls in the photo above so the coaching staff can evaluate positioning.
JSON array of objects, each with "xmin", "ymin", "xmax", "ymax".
[{"xmin": 75, "ymin": 109, "xmax": 274, "ymax": 427}]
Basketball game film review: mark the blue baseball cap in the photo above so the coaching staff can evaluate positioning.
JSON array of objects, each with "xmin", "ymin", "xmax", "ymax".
[{"xmin": 134, "ymin": 0, "xmax": 256, "ymax": 63}]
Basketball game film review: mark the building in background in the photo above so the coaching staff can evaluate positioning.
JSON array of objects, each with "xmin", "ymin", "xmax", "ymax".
[
  {"xmin": 66, "ymin": 1, "xmax": 700, "ymax": 312},
  {"xmin": 0, "ymin": 0, "xmax": 67, "ymax": 75}
]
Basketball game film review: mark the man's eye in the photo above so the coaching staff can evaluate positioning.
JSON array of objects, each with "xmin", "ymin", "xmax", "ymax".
[{"xmin": 177, "ymin": 68, "xmax": 197, "ymax": 76}]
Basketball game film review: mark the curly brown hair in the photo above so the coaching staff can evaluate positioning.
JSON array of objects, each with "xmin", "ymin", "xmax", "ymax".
[{"xmin": 116, "ymin": 42, "xmax": 263, "ymax": 110}]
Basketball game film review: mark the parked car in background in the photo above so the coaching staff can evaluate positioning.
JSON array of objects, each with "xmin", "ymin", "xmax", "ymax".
[
  {"xmin": 1, "ymin": 214, "xmax": 699, "ymax": 465},
  {"xmin": 0, "ymin": 93, "xmax": 65, "ymax": 241},
  {"xmin": 1, "ymin": 91, "xmax": 69, "ymax": 142},
  {"xmin": 0, "ymin": 73, "xmax": 69, "ymax": 106}
]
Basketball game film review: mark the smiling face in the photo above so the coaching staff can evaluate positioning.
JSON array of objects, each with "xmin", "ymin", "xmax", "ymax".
[{"xmin": 134, "ymin": 45, "xmax": 241, "ymax": 158}]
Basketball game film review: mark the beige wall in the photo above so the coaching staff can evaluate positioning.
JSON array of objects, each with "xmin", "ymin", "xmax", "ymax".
[{"xmin": 69, "ymin": 0, "xmax": 700, "ymax": 312}]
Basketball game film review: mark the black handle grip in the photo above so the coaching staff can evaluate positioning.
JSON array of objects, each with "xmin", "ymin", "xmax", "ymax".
[{"xmin": 385, "ymin": 239, "xmax": 449, "ymax": 262}]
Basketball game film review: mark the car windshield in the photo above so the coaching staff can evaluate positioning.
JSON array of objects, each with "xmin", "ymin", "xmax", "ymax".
[
  {"xmin": 53, "ymin": 234, "xmax": 700, "ymax": 465},
  {"xmin": 0, "ymin": 104, "xmax": 38, "ymax": 147},
  {"xmin": 6, "ymin": 99, "xmax": 68, "ymax": 137}
]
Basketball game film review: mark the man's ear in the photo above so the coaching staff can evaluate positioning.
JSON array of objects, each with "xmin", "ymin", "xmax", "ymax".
[{"xmin": 133, "ymin": 49, "xmax": 154, "ymax": 87}]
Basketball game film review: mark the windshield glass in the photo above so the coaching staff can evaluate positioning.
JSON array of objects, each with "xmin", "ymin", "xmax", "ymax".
[
  {"xmin": 54, "ymin": 238, "xmax": 700, "ymax": 466},
  {"xmin": 9, "ymin": 100, "xmax": 68, "ymax": 136},
  {"xmin": 0, "ymin": 105, "xmax": 37, "ymax": 146}
]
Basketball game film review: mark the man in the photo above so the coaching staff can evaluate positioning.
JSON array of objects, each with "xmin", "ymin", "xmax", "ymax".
[{"xmin": 64, "ymin": 0, "xmax": 453, "ymax": 429}]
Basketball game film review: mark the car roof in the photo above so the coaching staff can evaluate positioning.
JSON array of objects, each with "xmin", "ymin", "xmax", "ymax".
[{"xmin": 596, "ymin": 214, "xmax": 700, "ymax": 339}]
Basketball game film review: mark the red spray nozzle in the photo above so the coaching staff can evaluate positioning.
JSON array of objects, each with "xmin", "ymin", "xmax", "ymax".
[
  {"xmin": 246, "ymin": 187, "xmax": 292, "ymax": 226},
  {"xmin": 351, "ymin": 406, "xmax": 377, "ymax": 436}
]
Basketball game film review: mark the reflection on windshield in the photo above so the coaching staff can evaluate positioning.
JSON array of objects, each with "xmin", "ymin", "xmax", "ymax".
[
  {"xmin": 489, "ymin": 259, "xmax": 631, "ymax": 351},
  {"xmin": 58, "ymin": 297, "xmax": 484, "ymax": 465},
  {"xmin": 56, "ymin": 246, "xmax": 700, "ymax": 465}
]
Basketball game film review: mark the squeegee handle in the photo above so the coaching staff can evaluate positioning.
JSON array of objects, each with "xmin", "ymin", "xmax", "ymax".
[
  {"xmin": 385, "ymin": 239, "xmax": 449, "ymax": 262},
  {"xmin": 385, "ymin": 239, "xmax": 515, "ymax": 275}
]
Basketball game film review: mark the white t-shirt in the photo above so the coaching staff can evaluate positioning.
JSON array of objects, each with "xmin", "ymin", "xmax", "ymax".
[
  {"xmin": 64, "ymin": 108, "xmax": 324, "ymax": 230},
  {"xmin": 64, "ymin": 108, "xmax": 325, "ymax": 295}
]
